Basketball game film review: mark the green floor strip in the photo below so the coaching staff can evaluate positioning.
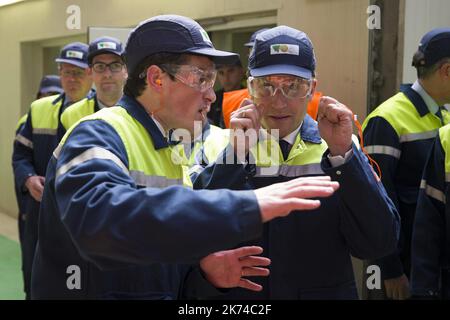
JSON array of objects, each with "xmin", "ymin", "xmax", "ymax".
[{"xmin": 0, "ymin": 235, "xmax": 25, "ymax": 300}]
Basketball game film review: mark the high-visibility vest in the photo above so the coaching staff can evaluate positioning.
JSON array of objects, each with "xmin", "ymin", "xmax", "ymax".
[
  {"xmin": 188, "ymin": 124, "xmax": 229, "ymax": 166},
  {"xmin": 61, "ymin": 92, "xmax": 98, "ymax": 131},
  {"xmin": 59, "ymin": 106, "xmax": 192, "ymax": 188},
  {"xmin": 222, "ymin": 89, "xmax": 323, "ymax": 128}
]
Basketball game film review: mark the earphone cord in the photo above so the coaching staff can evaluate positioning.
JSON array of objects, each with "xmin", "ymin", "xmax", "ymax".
[{"xmin": 352, "ymin": 113, "xmax": 382, "ymax": 180}]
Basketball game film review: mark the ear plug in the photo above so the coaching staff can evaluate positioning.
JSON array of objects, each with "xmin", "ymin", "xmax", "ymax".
[{"xmin": 156, "ymin": 79, "xmax": 162, "ymax": 86}]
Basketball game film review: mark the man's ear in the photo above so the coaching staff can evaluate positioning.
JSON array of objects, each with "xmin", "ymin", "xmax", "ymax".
[
  {"xmin": 146, "ymin": 65, "xmax": 164, "ymax": 90},
  {"xmin": 307, "ymin": 78, "xmax": 318, "ymax": 100}
]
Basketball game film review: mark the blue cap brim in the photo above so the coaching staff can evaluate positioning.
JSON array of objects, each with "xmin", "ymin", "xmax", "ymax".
[
  {"xmin": 55, "ymin": 58, "xmax": 89, "ymax": 69},
  {"xmin": 244, "ymin": 41, "xmax": 254, "ymax": 47},
  {"xmin": 249, "ymin": 64, "xmax": 313, "ymax": 79},
  {"xmin": 87, "ymin": 49, "xmax": 122, "ymax": 64},
  {"xmin": 40, "ymin": 86, "xmax": 63, "ymax": 94},
  {"xmin": 187, "ymin": 47, "xmax": 239, "ymax": 64}
]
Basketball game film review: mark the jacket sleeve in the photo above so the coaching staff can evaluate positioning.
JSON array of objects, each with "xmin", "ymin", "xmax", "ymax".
[
  {"xmin": 12, "ymin": 110, "xmax": 37, "ymax": 189},
  {"xmin": 363, "ymin": 116, "xmax": 404, "ymax": 279},
  {"xmin": 410, "ymin": 135, "xmax": 446, "ymax": 297},
  {"xmin": 322, "ymin": 143, "xmax": 400, "ymax": 260},
  {"xmin": 54, "ymin": 120, "xmax": 263, "ymax": 270}
]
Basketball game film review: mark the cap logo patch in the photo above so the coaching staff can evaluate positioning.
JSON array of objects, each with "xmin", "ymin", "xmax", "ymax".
[
  {"xmin": 66, "ymin": 50, "xmax": 84, "ymax": 59},
  {"xmin": 199, "ymin": 29, "xmax": 212, "ymax": 44},
  {"xmin": 97, "ymin": 42, "xmax": 117, "ymax": 50},
  {"xmin": 270, "ymin": 44, "xmax": 299, "ymax": 55}
]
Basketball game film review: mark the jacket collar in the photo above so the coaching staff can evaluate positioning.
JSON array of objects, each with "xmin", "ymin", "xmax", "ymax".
[
  {"xmin": 299, "ymin": 114, "xmax": 322, "ymax": 144},
  {"xmin": 116, "ymin": 95, "xmax": 169, "ymax": 150},
  {"xmin": 400, "ymin": 83, "xmax": 430, "ymax": 117}
]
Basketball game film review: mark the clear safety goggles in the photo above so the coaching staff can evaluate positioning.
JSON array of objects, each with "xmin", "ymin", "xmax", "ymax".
[
  {"xmin": 247, "ymin": 75, "xmax": 312, "ymax": 99},
  {"xmin": 160, "ymin": 64, "xmax": 217, "ymax": 93}
]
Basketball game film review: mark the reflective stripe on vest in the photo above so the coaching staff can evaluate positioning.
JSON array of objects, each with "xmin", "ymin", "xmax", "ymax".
[
  {"xmin": 399, "ymin": 130, "xmax": 438, "ymax": 143},
  {"xmin": 56, "ymin": 146, "xmax": 128, "ymax": 178},
  {"xmin": 365, "ymin": 145, "xmax": 401, "ymax": 159},
  {"xmin": 57, "ymin": 106, "xmax": 192, "ymax": 188},
  {"xmin": 362, "ymin": 92, "xmax": 442, "ymax": 141},
  {"xmin": 61, "ymin": 97, "xmax": 96, "ymax": 130},
  {"xmin": 15, "ymin": 134, "xmax": 33, "ymax": 149},
  {"xmin": 420, "ymin": 179, "xmax": 446, "ymax": 204},
  {"xmin": 30, "ymin": 94, "xmax": 63, "ymax": 135},
  {"xmin": 255, "ymin": 163, "xmax": 324, "ymax": 177}
]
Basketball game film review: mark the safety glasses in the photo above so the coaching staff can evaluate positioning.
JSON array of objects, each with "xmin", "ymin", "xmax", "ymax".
[
  {"xmin": 248, "ymin": 75, "xmax": 312, "ymax": 99},
  {"xmin": 91, "ymin": 62, "xmax": 124, "ymax": 73},
  {"xmin": 160, "ymin": 64, "xmax": 217, "ymax": 93}
]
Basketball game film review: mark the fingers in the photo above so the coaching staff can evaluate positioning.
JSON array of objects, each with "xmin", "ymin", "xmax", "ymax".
[
  {"xmin": 233, "ymin": 245, "xmax": 263, "ymax": 258},
  {"xmin": 384, "ymin": 284, "xmax": 393, "ymax": 299},
  {"xmin": 288, "ymin": 185, "xmax": 338, "ymax": 199},
  {"xmin": 240, "ymin": 256, "xmax": 271, "ymax": 268},
  {"xmin": 238, "ymin": 278, "xmax": 263, "ymax": 292},
  {"xmin": 241, "ymin": 266, "xmax": 270, "ymax": 277},
  {"xmin": 282, "ymin": 198, "xmax": 321, "ymax": 213},
  {"xmin": 317, "ymin": 96, "xmax": 352, "ymax": 124},
  {"xmin": 230, "ymin": 103, "xmax": 261, "ymax": 131},
  {"xmin": 285, "ymin": 178, "xmax": 339, "ymax": 191}
]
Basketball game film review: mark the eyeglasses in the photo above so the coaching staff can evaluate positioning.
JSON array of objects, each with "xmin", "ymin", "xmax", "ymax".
[
  {"xmin": 160, "ymin": 64, "xmax": 217, "ymax": 93},
  {"xmin": 60, "ymin": 69, "xmax": 87, "ymax": 79},
  {"xmin": 91, "ymin": 62, "xmax": 124, "ymax": 73},
  {"xmin": 247, "ymin": 76, "xmax": 312, "ymax": 99}
]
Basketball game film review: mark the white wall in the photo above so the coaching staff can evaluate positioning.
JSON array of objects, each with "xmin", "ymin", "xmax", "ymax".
[{"xmin": 402, "ymin": 0, "xmax": 450, "ymax": 84}]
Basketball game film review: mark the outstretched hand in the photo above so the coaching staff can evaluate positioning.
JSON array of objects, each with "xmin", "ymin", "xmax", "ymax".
[
  {"xmin": 200, "ymin": 246, "xmax": 271, "ymax": 292},
  {"xmin": 255, "ymin": 175, "xmax": 339, "ymax": 223}
]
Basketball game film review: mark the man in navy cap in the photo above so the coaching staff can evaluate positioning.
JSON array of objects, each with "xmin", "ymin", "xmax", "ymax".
[
  {"xmin": 36, "ymin": 75, "xmax": 63, "ymax": 99},
  {"xmin": 60, "ymin": 36, "xmax": 127, "ymax": 135},
  {"xmin": 363, "ymin": 28, "xmax": 450, "ymax": 300},
  {"xmin": 30, "ymin": 15, "xmax": 338, "ymax": 299},
  {"xmin": 244, "ymin": 27, "xmax": 271, "ymax": 53},
  {"xmin": 12, "ymin": 42, "xmax": 92, "ymax": 299},
  {"xmin": 192, "ymin": 26, "xmax": 399, "ymax": 299},
  {"xmin": 13, "ymin": 74, "xmax": 63, "ymax": 299}
]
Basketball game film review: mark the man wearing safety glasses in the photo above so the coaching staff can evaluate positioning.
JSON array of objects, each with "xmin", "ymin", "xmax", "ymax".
[
  {"xmin": 30, "ymin": 15, "xmax": 342, "ymax": 299},
  {"xmin": 59, "ymin": 36, "xmax": 127, "ymax": 137},
  {"xmin": 192, "ymin": 26, "xmax": 400, "ymax": 299}
]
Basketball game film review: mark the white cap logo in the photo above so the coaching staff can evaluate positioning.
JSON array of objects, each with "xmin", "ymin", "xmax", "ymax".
[
  {"xmin": 66, "ymin": 50, "xmax": 84, "ymax": 59},
  {"xmin": 199, "ymin": 28, "xmax": 212, "ymax": 44},
  {"xmin": 97, "ymin": 42, "xmax": 117, "ymax": 50},
  {"xmin": 270, "ymin": 44, "xmax": 299, "ymax": 55}
]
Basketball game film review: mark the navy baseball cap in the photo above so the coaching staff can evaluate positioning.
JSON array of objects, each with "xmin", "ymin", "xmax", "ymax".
[
  {"xmin": 38, "ymin": 75, "xmax": 63, "ymax": 94},
  {"xmin": 244, "ymin": 28, "xmax": 271, "ymax": 47},
  {"xmin": 123, "ymin": 14, "xmax": 239, "ymax": 74},
  {"xmin": 413, "ymin": 28, "xmax": 450, "ymax": 67},
  {"xmin": 55, "ymin": 42, "xmax": 89, "ymax": 68},
  {"xmin": 248, "ymin": 26, "xmax": 316, "ymax": 79},
  {"xmin": 88, "ymin": 36, "xmax": 123, "ymax": 64}
]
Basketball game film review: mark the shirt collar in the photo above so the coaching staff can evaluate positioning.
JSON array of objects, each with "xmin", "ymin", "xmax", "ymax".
[
  {"xmin": 281, "ymin": 122, "xmax": 302, "ymax": 145},
  {"xmin": 411, "ymin": 80, "xmax": 440, "ymax": 115},
  {"xmin": 278, "ymin": 114, "xmax": 322, "ymax": 145},
  {"xmin": 116, "ymin": 95, "xmax": 169, "ymax": 150}
]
